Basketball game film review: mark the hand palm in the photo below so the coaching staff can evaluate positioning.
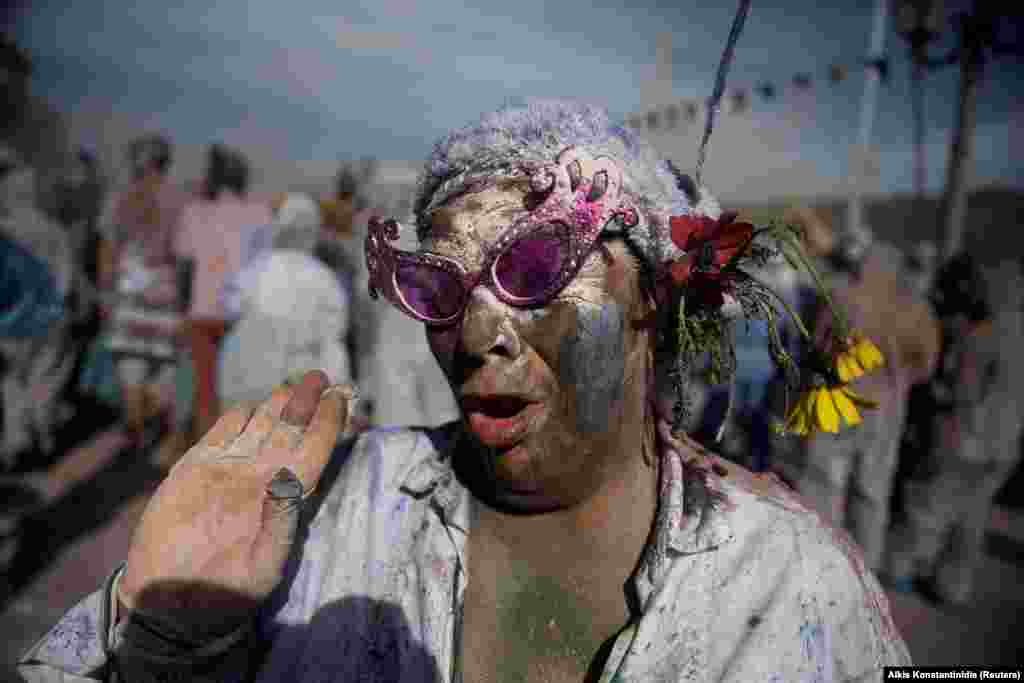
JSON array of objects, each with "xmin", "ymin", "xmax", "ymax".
[{"xmin": 119, "ymin": 372, "xmax": 354, "ymax": 637}]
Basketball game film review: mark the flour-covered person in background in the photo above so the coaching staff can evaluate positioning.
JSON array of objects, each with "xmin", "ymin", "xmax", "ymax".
[
  {"xmin": 20, "ymin": 99, "xmax": 909, "ymax": 683},
  {"xmin": 175, "ymin": 144, "xmax": 273, "ymax": 440},
  {"xmin": 321, "ymin": 160, "xmax": 458, "ymax": 430},
  {"xmin": 888, "ymin": 254, "xmax": 1024, "ymax": 604},
  {"xmin": 217, "ymin": 193, "xmax": 351, "ymax": 410}
]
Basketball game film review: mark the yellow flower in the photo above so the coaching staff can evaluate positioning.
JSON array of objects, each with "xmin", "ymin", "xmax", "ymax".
[
  {"xmin": 835, "ymin": 334, "xmax": 885, "ymax": 382},
  {"xmin": 776, "ymin": 393, "xmax": 812, "ymax": 436},
  {"xmin": 777, "ymin": 383, "xmax": 878, "ymax": 436}
]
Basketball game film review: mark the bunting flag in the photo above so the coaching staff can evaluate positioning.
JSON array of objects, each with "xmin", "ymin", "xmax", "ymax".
[
  {"xmin": 755, "ymin": 81, "xmax": 777, "ymax": 100},
  {"xmin": 625, "ymin": 51, "xmax": 897, "ymax": 133}
]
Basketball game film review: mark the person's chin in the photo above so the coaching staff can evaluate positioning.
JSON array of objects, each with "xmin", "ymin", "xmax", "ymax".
[
  {"xmin": 460, "ymin": 413, "xmax": 565, "ymax": 513},
  {"xmin": 486, "ymin": 457, "xmax": 565, "ymax": 513}
]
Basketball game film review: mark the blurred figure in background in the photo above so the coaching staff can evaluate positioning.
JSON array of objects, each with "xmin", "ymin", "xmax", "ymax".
[
  {"xmin": 0, "ymin": 36, "xmax": 73, "ymax": 224},
  {"xmin": 56, "ymin": 146, "xmax": 106, "ymax": 308},
  {"xmin": 0, "ymin": 229, "xmax": 63, "ymax": 571},
  {"xmin": 55, "ymin": 145, "xmax": 107, "ymax": 404},
  {"xmin": 888, "ymin": 254, "xmax": 1024, "ymax": 604},
  {"xmin": 96, "ymin": 135, "xmax": 185, "ymax": 447},
  {"xmin": 894, "ymin": 238, "xmax": 942, "ymax": 500},
  {"xmin": 796, "ymin": 216, "xmax": 940, "ymax": 573},
  {"xmin": 217, "ymin": 193, "xmax": 350, "ymax": 411},
  {"xmin": 0, "ymin": 145, "xmax": 76, "ymax": 464},
  {"xmin": 906, "ymin": 240, "xmax": 938, "ymax": 298},
  {"xmin": 175, "ymin": 144, "xmax": 272, "ymax": 440},
  {"xmin": 321, "ymin": 159, "xmax": 458, "ymax": 428}
]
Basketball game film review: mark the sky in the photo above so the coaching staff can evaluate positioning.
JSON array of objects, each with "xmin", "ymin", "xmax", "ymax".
[{"xmin": 6, "ymin": 0, "xmax": 1023, "ymax": 199}]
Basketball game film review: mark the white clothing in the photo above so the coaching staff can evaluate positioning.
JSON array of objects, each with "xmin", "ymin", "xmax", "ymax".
[
  {"xmin": 20, "ymin": 426, "xmax": 910, "ymax": 681},
  {"xmin": 217, "ymin": 250, "xmax": 351, "ymax": 407}
]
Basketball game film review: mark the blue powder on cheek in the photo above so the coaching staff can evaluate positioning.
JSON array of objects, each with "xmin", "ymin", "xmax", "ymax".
[{"xmin": 558, "ymin": 303, "xmax": 626, "ymax": 433}]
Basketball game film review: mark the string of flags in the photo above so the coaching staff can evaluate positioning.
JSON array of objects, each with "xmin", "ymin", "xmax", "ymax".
[{"xmin": 627, "ymin": 55, "xmax": 891, "ymax": 132}]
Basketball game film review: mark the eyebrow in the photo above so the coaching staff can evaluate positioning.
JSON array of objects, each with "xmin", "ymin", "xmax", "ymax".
[
  {"xmin": 423, "ymin": 205, "xmax": 462, "ymax": 240},
  {"xmin": 424, "ymin": 183, "xmax": 527, "ymax": 240}
]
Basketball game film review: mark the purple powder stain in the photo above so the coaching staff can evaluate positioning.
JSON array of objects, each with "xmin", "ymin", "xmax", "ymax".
[{"xmin": 798, "ymin": 621, "xmax": 833, "ymax": 683}]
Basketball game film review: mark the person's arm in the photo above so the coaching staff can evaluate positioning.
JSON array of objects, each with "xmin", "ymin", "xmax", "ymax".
[
  {"xmin": 901, "ymin": 295, "xmax": 942, "ymax": 386},
  {"xmin": 95, "ymin": 192, "xmax": 121, "ymax": 291},
  {"xmin": 18, "ymin": 375, "xmax": 356, "ymax": 682},
  {"xmin": 17, "ymin": 565, "xmax": 255, "ymax": 683}
]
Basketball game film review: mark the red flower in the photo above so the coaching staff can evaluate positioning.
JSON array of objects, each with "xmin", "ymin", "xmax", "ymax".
[{"xmin": 668, "ymin": 210, "xmax": 754, "ymax": 285}]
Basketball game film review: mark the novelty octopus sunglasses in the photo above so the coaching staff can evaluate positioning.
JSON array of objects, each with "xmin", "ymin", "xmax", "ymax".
[{"xmin": 366, "ymin": 147, "xmax": 640, "ymax": 327}]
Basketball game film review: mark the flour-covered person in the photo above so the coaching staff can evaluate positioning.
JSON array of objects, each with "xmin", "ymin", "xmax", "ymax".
[
  {"xmin": 217, "ymin": 193, "xmax": 351, "ymax": 409},
  {"xmin": 19, "ymin": 100, "xmax": 910, "ymax": 683}
]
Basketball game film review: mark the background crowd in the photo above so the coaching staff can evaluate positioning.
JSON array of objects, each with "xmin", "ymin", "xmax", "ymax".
[{"xmin": 1, "ymin": 22, "xmax": 1022, "ymax": 670}]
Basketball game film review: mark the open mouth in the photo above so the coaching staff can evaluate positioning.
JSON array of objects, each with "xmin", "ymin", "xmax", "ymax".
[
  {"xmin": 461, "ymin": 395, "xmax": 543, "ymax": 449},
  {"xmin": 461, "ymin": 395, "xmax": 532, "ymax": 418}
]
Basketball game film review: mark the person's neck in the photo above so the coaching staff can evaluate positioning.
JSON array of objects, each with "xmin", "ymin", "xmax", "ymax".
[{"xmin": 472, "ymin": 419, "xmax": 660, "ymax": 575}]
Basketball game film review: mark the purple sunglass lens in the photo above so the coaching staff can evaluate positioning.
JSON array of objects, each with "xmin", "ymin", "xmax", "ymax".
[
  {"xmin": 395, "ymin": 262, "xmax": 463, "ymax": 321},
  {"xmin": 494, "ymin": 231, "xmax": 569, "ymax": 301}
]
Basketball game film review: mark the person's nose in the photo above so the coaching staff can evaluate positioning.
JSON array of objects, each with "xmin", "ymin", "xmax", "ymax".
[{"xmin": 459, "ymin": 286, "xmax": 522, "ymax": 363}]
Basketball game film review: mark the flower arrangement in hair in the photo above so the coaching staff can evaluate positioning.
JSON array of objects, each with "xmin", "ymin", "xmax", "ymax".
[{"xmin": 655, "ymin": 164, "xmax": 884, "ymax": 438}]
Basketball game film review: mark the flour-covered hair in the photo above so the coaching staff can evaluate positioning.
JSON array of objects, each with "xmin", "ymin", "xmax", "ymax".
[{"xmin": 413, "ymin": 98, "xmax": 720, "ymax": 269}]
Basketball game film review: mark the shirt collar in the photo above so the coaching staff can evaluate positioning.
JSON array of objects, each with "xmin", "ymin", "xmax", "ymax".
[
  {"xmin": 395, "ymin": 422, "xmax": 734, "ymax": 563},
  {"xmin": 395, "ymin": 423, "xmax": 469, "ymax": 533}
]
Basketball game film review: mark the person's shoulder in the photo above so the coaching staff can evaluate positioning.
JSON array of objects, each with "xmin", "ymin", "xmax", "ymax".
[
  {"xmin": 324, "ymin": 423, "xmax": 458, "ymax": 500},
  {"xmin": 684, "ymin": 443, "xmax": 911, "ymax": 671},
  {"xmin": 702, "ymin": 450, "xmax": 869, "ymax": 585}
]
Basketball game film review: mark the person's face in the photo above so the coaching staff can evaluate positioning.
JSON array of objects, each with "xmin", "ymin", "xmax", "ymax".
[{"xmin": 422, "ymin": 180, "xmax": 654, "ymax": 513}]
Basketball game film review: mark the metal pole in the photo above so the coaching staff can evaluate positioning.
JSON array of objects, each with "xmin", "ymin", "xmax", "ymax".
[
  {"xmin": 846, "ymin": 0, "xmax": 889, "ymax": 239},
  {"xmin": 911, "ymin": 50, "xmax": 927, "ymax": 199},
  {"xmin": 938, "ymin": 9, "xmax": 985, "ymax": 263}
]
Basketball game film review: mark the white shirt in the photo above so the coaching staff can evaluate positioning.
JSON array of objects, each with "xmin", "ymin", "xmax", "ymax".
[
  {"xmin": 217, "ymin": 250, "xmax": 351, "ymax": 406},
  {"xmin": 19, "ymin": 425, "xmax": 911, "ymax": 682}
]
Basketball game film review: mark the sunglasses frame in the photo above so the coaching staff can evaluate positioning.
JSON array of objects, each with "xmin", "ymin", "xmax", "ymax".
[{"xmin": 366, "ymin": 148, "xmax": 639, "ymax": 327}]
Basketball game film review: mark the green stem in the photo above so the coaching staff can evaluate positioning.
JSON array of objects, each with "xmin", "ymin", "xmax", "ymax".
[
  {"xmin": 760, "ymin": 278, "xmax": 812, "ymax": 342},
  {"xmin": 781, "ymin": 233, "xmax": 851, "ymax": 336}
]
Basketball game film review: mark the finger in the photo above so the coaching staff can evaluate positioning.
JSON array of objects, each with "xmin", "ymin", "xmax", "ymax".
[
  {"xmin": 261, "ymin": 374, "xmax": 340, "ymax": 457},
  {"xmin": 199, "ymin": 401, "xmax": 258, "ymax": 449},
  {"xmin": 280, "ymin": 370, "xmax": 330, "ymax": 427},
  {"xmin": 241, "ymin": 382, "xmax": 301, "ymax": 439},
  {"xmin": 216, "ymin": 384, "xmax": 300, "ymax": 460},
  {"xmin": 251, "ymin": 467, "xmax": 304, "ymax": 592},
  {"xmin": 288, "ymin": 384, "xmax": 357, "ymax": 489}
]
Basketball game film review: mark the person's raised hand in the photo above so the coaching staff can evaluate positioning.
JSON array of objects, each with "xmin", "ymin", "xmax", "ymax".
[{"xmin": 118, "ymin": 370, "xmax": 357, "ymax": 641}]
